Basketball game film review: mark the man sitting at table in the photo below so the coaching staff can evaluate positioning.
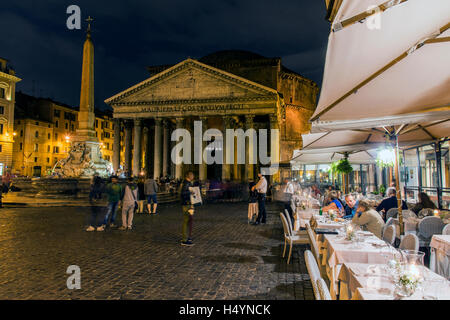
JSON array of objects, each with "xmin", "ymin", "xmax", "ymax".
[
  {"xmin": 322, "ymin": 191, "xmax": 345, "ymax": 216},
  {"xmin": 343, "ymin": 194, "xmax": 359, "ymax": 219},
  {"xmin": 376, "ymin": 187, "xmax": 407, "ymax": 219},
  {"xmin": 352, "ymin": 200, "xmax": 385, "ymax": 239}
]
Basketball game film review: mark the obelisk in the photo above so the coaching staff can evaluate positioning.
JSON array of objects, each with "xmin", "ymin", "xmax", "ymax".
[
  {"xmin": 52, "ymin": 16, "xmax": 111, "ymax": 178},
  {"xmin": 75, "ymin": 16, "xmax": 97, "ymax": 142}
]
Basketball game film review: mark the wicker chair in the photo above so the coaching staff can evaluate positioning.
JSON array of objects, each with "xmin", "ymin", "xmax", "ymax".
[
  {"xmin": 304, "ymin": 250, "xmax": 321, "ymax": 300},
  {"xmin": 383, "ymin": 225, "xmax": 396, "ymax": 245},
  {"xmin": 443, "ymin": 224, "xmax": 450, "ymax": 235},
  {"xmin": 399, "ymin": 234, "xmax": 419, "ymax": 251},
  {"xmin": 317, "ymin": 278, "xmax": 332, "ymax": 300},
  {"xmin": 386, "ymin": 208, "xmax": 398, "ymax": 220},
  {"xmin": 417, "ymin": 216, "xmax": 445, "ymax": 247}
]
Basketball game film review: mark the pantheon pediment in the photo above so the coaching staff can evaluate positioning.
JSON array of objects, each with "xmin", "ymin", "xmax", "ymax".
[{"xmin": 105, "ymin": 59, "xmax": 278, "ymax": 106}]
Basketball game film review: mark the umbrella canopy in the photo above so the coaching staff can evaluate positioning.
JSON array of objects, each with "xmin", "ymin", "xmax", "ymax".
[
  {"xmin": 291, "ymin": 149, "xmax": 377, "ymax": 165},
  {"xmin": 312, "ymin": 0, "xmax": 450, "ymax": 122}
]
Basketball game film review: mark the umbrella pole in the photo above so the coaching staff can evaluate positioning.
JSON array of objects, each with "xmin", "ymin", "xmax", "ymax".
[{"xmin": 393, "ymin": 134, "xmax": 404, "ymax": 235}]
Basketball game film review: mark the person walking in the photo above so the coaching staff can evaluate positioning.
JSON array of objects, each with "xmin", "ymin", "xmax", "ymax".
[
  {"xmin": 119, "ymin": 177, "xmax": 138, "ymax": 231},
  {"xmin": 252, "ymin": 173, "xmax": 268, "ymax": 225},
  {"xmin": 145, "ymin": 174, "xmax": 159, "ymax": 215},
  {"xmin": 137, "ymin": 177, "xmax": 146, "ymax": 214},
  {"xmin": 102, "ymin": 175, "xmax": 122, "ymax": 228},
  {"xmin": 180, "ymin": 171, "xmax": 195, "ymax": 246},
  {"xmin": 86, "ymin": 184, "xmax": 105, "ymax": 232}
]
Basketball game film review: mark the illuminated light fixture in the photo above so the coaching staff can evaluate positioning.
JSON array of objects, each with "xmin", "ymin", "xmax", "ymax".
[
  {"xmin": 376, "ymin": 147, "xmax": 395, "ymax": 168},
  {"xmin": 13, "ymin": 132, "xmax": 17, "ymax": 136}
]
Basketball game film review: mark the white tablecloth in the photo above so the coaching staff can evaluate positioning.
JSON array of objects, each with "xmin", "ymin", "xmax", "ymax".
[
  {"xmin": 342, "ymin": 264, "xmax": 450, "ymax": 300},
  {"xmin": 322, "ymin": 233, "xmax": 393, "ymax": 299},
  {"xmin": 430, "ymin": 235, "xmax": 450, "ymax": 279}
]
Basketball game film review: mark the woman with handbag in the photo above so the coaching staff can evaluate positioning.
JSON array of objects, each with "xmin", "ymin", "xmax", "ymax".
[{"xmin": 119, "ymin": 177, "xmax": 138, "ymax": 231}]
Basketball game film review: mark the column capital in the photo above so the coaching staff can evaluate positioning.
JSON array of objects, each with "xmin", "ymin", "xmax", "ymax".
[
  {"xmin": 134, "ymin": 119, "xmax": 142, "ymax": 126},
  {"xmin": 154, "ymin": 118, "xmax": 163, "ymax": 125},
  {"xmin": 175, "ymin": 117, "xmax": 184, "ymax": 127},
  {"xmin": 269, "ymin": 113, "xmax": 278, "ymax": 124},
  {"xmin": 223, "ymin": 116, "xmax": 234, "ymax": 128},
  {"xmin": 245, "ymin": 115, "xmax": 254, "ymax": 127}
]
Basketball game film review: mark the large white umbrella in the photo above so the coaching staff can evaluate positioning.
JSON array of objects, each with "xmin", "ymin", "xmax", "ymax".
[
  {"xmin": 312, "ymin": 0, "xmax": 450, "ymax": 122},
  {"xmin": 308, "ymin": 0, "xmax": 450, "ymax": 234}
]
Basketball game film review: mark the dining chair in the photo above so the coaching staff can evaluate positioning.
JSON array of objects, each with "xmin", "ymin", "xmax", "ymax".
[
  {"xmin": 279, "ymin": 213, "xmax": 309, "ymax": 264},
  {"xmin": 284, "ymin": 209, "xmax": 307, "ymax": 237},
  {"xmin": 305, "ymin": 222, "xmax": 323, "ymax": 268},
  {"xmin": 399, "ymin": 233, "xmax": 419, "ymax": 251},
  {"xmin": 304, "ymin": 250, "xmax": 321, "ymax": 300},
  {"xmin": 383, "ymin": 224, "xmax": 396, "ymax": 245},
  {"xmin": 443, "ymin": 224, "xmax": 450, "ymax": 235},
  {"xmin": 317, "ymin": 278, "xmax": 332, "ymax": 300},
  {"xmin": 386, "ymin": 208, "xmax": 398, "ymax": 220},
  {"xmin": 417, "ymin": 216, "xmax": 445, "ymax": 247},
  {"xmin": 418, "ymin": 208, "xmax": 435, "ymax": 219}
]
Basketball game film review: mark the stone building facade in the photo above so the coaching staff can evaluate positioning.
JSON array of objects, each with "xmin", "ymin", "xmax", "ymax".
[
  {"xmin": 0, "ymin": 57, "xmax": 21, "ymax": 175},
  {"xmin": 12, "ymin": 93, "xmax": 115, "ymax": 177},
  {"xmin": 105, "ymin": 51, "xmax": 319, "ymax": 182}
]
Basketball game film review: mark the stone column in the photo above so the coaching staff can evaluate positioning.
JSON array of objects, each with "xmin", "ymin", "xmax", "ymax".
[
  {"xmin": 245, "ymin": 115, "xmax": 255, "ymax": 181},
  {"xmin": 142, "ymin": 125, "xmax": 149, "ymax": 175},
  {"xmin": 132, "ymin": 119, "xmax": 142, "ymax": 177},
  {"xmin": 153, "ymin": 118, "xmax": 162, "ymax": 179},
  {"xmin": 199, "ymin": 117, "xmax": 208, "ymax": 182},
  {"xmin": 162, "ymin": 119, "xmax": 170, "ymax": 177},
  {"xmin": 112, "ymin": 119, "xmax": 121, "ymax": 173},
  {"xmin": 175, "ymin": 117, "xmax": 184, "ymax": 180},
  {"xmin": 222, "ymin": 117, "xmax": 233, "ymax": 181},
  {"xmin": 124, "ymin": 121, "xmax": 133, "ymax": 176}
]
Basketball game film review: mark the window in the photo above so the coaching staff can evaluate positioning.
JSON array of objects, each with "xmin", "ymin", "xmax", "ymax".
[
  {"xmin": 34, "ymin": 144, "xmax": 39, "ymax": 152},
  {"xmin": 48, "ymin": 133, "xmax": 51, "ymax": 139},
  {"xmin": 106, "ymin": 143, "xmax": 110, "ymax": 150},
  {"xmin": 35, "ymin": 122, "xmax": 39, "ymax": 125},
  {"xmin": 0, "ymin": 124, "xmax": 3, "ymax": 134},
  {"xmin": 55, "ymin": 120, "xmax": 59, "ymax": 128},
  {"xmin": 46, "ymin": 158, "xmax": 50, "ymax": 163},
  {"xmin": 95, "ymin": 132, "xmax": 98, "ymax": 137},
  {"xmin": 0, "ymin": 106, "xmax": 4, "ymax": 114},
  {"xmin": 65, "ymin": 123, "xmax": 68, "ymax": 130},
  {"xmin": 34, "ymin": 157, "xmax": 38, "ymax": 163},
  {"xmin": 35, "ymin": 131, "xmax": 39, "ymax": 138},
  {"xmin": 53, "ymin": 146, "xmax": 60, "ymax": 154},
  {"xmin": 47, "ymin": 145, "xmax": 50, "ymax": 152},
  {"xmin": 71, "ymin": 124, "xmax": 75, "ymax": 131},
  {"xmin": 55, "ymin": 133, "xmax": 58, "ymax": 140},
  {"xmin": 19, "ymin": 143, "xmax": 23, "ymax": 151},
  {"xmin": 95, "ymin": 120, "xmax": 98, "ymax": 128},
  {"xmin": 0, "ymin": 145, "xmax": 2, "ymax": 152},
  {"xmin": 54, "ymin": 109, "xmax": 60, "ymax": 117},
  {"xmin": 20, "ymin": 130, "xmax": 23, "ymax": 137},
  {"xmin": 0, "ymin": 88, "xmax": 5, "ymax": 99}
]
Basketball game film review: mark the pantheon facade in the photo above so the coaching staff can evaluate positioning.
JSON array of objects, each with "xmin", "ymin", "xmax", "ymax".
[{"xmin": 105, "ymin": 51, "xmax": 319, "ymax": 182}]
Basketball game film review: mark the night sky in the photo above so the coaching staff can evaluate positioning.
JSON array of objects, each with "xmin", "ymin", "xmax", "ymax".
[{"xmin": 1, "ymin": 0, "xmax": 330, "ymax": 111}]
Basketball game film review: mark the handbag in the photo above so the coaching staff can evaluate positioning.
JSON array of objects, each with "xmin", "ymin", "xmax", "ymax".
[{"xmin": 129, "ymin": 186, "xmax": 138, "ymax": 212}]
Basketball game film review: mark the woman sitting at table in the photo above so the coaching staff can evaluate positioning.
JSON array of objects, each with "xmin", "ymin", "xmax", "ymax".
[
  {"xmin": 352, "ymin": 200, "xmax": 385, "ymax": 239},
  {"xmin": 322, "ymin": 191, "xmax": 345, "ymax": 216},
  {"xmin": 411, "ymin": 192, "xmax": 436, "ymax": 218}
]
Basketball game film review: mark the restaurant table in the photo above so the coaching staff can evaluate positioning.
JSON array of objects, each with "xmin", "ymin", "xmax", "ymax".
[
  {"xmin": 322, "ymin": 232, "xmax": 393, "ymax": 299},
  {"xmin": 340, "ymin": 264, "xmax": 450, "ymax": 300},
  {"xmin": 430, "ymin": 235, "xmax": 450, "ymax": 280},
  {"xmin": 294, "ymin": 208, "xmax": 319, "ymax": 230}
]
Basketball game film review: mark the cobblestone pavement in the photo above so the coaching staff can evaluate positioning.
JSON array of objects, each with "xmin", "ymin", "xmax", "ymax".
[{"xmin": 0, "ymin": 202, "xmax": 314, "ymax": 300}]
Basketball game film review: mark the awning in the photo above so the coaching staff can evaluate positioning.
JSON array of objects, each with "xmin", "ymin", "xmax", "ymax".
[{"xmin": 311, "ymin": 0, "xmax": 450, "ymax": 122}]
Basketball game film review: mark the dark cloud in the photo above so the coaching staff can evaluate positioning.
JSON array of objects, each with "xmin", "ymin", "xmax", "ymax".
[{"xmin": 1, "ymin": 0, "xmax": 330, "ymax": 110}]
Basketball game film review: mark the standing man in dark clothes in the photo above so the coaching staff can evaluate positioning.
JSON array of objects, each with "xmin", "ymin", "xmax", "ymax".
[
  {"xmin": 180, "ymin": 171, "xmax": 195, "ymax": 246},
  {"xmin": 252, "ymin": 172, "xmax": 268, "ymax": 226},
  {"xmin": 376, "ymin": 188, "xmax": 408, "ymax": 220},
  {"xmin": 86, "ymin": 184, "xmax": 105, "ymax": 232},
  {"xmin": 102, "ymin": 175, "xmax": 122, "ymax": 228}
]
